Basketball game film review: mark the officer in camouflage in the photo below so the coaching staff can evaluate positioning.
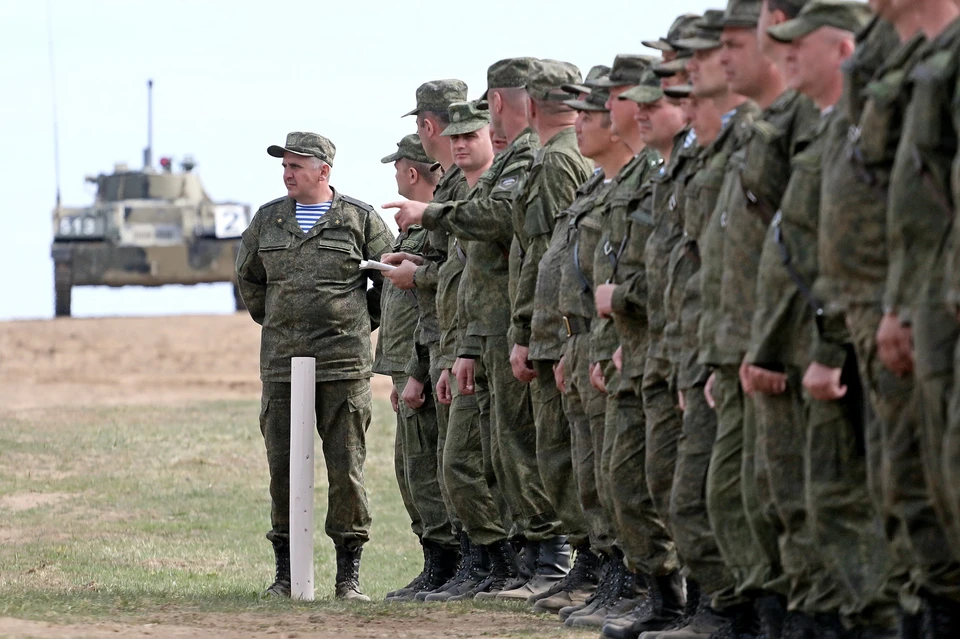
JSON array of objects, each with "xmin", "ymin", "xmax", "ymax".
[{"xmin": 237, "ymin": 131, "xmax": 394, "ymax": 602}]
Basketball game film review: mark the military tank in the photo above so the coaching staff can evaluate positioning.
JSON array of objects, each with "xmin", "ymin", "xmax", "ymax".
[{"xmin": 50, "ymin": 80, "xmax": 251, "ymax": 317}]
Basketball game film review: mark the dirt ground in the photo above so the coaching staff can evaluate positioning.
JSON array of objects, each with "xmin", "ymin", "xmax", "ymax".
[{"xmin": 1, "ymin": 315, "xmax": 591, "ymax": 639}]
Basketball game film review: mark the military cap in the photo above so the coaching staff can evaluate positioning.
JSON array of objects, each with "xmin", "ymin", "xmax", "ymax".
[
  {"xmin": 480, "ymin": 57, "xmax": 539, "ymax": 100},
  {"xmin": 722, "ymin": 0, "xmax": 762, "ymax": 28},
  {"xmin": 564, "ymin": 78, "xmax": 611, "ymax": 112},
  {"xmin": 673, "ymin": 10, "xmax": 726, "ymax": 50},
  {"xmin": 618, "ymin": 69, "xmax": 666, "ymax": 104},
  {"xmin": 440, "ymin": 101, "xmax": 491, "ymax": 136},
  {"xmin": 663, "ymin": 84, "xmax": 693, "ymax": 99},
  {"xmin": 526, "ymin": 59, "xmax": 582, "ymax": 101},
  {"xmin": 402, "ymin": 79, "xmax": 469, "ymax": 118},
  {"xmin": 563, "ymin": 64, "xmax": 611, "ymax": 96},
  {"xmin": 653, "ymin": 50, "xmax": 693, "ymax": 78},
  {"xmin": 767, "ymin": 0, "xmax": 873, "ymax": 42},
  {"xmin": 380, "ymin": 134, "xmax": 431, "ymax": 164},
  {"xmin": 592, "ymin": 54, "xmax": 660, "ymax": 88},
  {"xmin": 643, "ymin": 13, "xmax": 701, "ymax": 52},
  {"xmin": 267, "ymin": 132, "xmax": 336, "ymax": 166}
]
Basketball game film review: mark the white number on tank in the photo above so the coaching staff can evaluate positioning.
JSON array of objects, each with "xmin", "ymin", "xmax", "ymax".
[
  {"xmin": 214, "ymin": 204, "xmax": 248, "ymax": 238},
  {"xmin": 59, "ymin": 216, "xmax": 98, "ymax": 236}
]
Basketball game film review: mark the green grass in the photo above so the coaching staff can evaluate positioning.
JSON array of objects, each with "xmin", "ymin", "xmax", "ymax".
[{"xmin": 0, "ymin": 398, "xmax": 595, "ymax": 637}]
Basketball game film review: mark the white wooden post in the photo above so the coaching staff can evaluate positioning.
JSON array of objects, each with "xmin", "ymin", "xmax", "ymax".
[{"xmin": 290, "ymin": 357, "xmax": 316, "ymax": 601}]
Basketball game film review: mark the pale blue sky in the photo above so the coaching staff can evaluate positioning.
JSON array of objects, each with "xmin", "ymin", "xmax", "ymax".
[{"xmin": 1, "ymin": 0, "xmax": 716, "ymax": 321}]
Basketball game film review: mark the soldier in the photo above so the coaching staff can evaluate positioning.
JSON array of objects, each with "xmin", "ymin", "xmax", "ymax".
[
  {"xmin": 497, "ymin": 59, "xmax": 595, "ymax": 602},
  {"xmin": 374, "ymin": 133, "xmax": 460, "ymax": 601},
  {"xmin": 237, "ymin": 131, "xmax": 394, "ymax": 601},
  {"xmin": 880, "ymin": 0, "xmax": 960, "ymax": 633},
  {"xmin": 389, "ymin": 57, "xmax": 545, "ymax": 599}
]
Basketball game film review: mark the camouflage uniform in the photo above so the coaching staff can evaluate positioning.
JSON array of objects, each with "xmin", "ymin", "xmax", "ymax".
[
  {"xmin": 885, "ymin": 16, "xmax": 960, "ymax": 610},
  {"xmin": 237, "ymin": 184, "xmax": 393, "ymax": 551}
]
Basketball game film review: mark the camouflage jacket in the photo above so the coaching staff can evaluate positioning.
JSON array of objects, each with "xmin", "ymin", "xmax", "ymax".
[
  {"xmin": 885, "ymin": 18, "xmax": 960, "ymax": 319},
  {"xmin": 590, "ymin": 148, "xmax": 662, "ymax": 366},
  {"xmin": 645, "ymin": 129, "xmax": 697, "ymax": 363},
  {"xmin": 516, "ymin": 127, "xmax": 594, "ymax": 360},
  {"xmin": 815, "ymin": 28, "xmax": 922, "ymax": 316},
  {"xmin": 704, "ymin": 91, "xmax": 820, "ymax": 367},
  {"xmin": 422, "ymin": 128, "xmax": 539, "ymax": 355},
  {"xmin": 374, "ymin": 227, "xmax": 430, "ymax": 375},
  {"xmin": 557, "ymin": 171, "xmax": 614, "ymax": 324},
  {"xmin": 236, "ymin": 191, "xmax": 394, "ymax": 382},
  {"xmin": 748, "ymin": 110, "xmax": 847, "ymax": 369}
]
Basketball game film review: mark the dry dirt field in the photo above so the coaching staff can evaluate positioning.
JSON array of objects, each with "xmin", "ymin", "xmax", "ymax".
[{"xmin": 0, "ymin": 314, "xmax": 592, "ymax": 639}]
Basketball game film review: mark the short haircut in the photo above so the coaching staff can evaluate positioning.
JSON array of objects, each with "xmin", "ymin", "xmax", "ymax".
[
  {"xmin": 766, "ymin": 0, "xmax": 803, "ymax": 19},
  {"xmin": 532, "ymin": 97, "xmax": 575, "ymax": 117},
  {"xmin": 421, "ymin": 109, "xmax": 451, "ymax": 127},
  {"xmin": 493, "ymin": 86, "xmax": 528, "ymax": 110},
  {"xmin": 404, "ymin": 158, "xmax": 441, "ymax": 186},
  {"xmin": 309, "ymin": 156, "xmax": 331, "ymax": 171}
]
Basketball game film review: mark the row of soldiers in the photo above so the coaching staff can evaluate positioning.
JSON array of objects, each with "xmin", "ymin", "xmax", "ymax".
[{"xmin": 371, "ymin": 0, "xmax": 960, "ymax": 637}]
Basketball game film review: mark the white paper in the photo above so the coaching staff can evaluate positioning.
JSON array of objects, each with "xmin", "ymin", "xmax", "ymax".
[{"xmin": 359, "ymin": 259, "xmax": 396, "ymax": 272}]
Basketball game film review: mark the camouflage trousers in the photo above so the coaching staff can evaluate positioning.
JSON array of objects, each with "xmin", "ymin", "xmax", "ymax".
[
  {"xmin": 532, "ymin": 358, "xmax": 588, "ymax": 547},
  {"xmin": 640, "ymin": 353, "xmax": 683, "ymax": 540},
  {"xmin": 480, "ymin": 334, "xmax": 561, "ymax": 541},
  {"xmin": 260, "ymin": 379, "xmax": 371, "ymax": 551},
  {"xmin": 428, "ymin": 343, "xmax": 459, "ymax": 533},
  {"xmin": 607, "ymin": 371, "xmax": 678, "ymax": 576},
  {"xmin": 847, "ymin": 304, "xmax": 960, "ymax": 608},
  {"xmin": 391, "ymin": 373, "xmax": 456, "ymax": 548},
  {"xmin": 442, "ymin": 355, "xmax": 508, "ymax": 546},
  {"xmin": 564, "ymin": 333, "xmax": 617, "ymax": 554},
  {"xmin": 706, "ymin": 365, "xmax": 781, "ymax": 597},
  {"xmin": 672, "ymin": 374, "xmax": 740, "ymax": 609}
]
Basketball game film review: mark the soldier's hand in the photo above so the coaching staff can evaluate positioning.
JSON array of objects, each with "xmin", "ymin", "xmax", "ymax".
[
  {"xmin": 802, "ymin": 362, "xmax": 847, "ymax": 401},
  {"xmin": 876, "ymin": 312, "xmax": 914, "ymax": 376},
  {"xmin": 380, "ymin": 252, "xmax": 424, "ymax": 267},
  {"xmin": 590, "ymin": 362, "xmax": 607, "ymax": 394},
  {"xmin": 384, "ymin": 260, "xmax": 419, "ymax": 290},
  {"xmin": 554, "ymin": 356, "xmax": 566, "ymax": 393},
  {"xmin": 402, "ymin": 377, "xmax": 426, "ymax": 409},
  {"xmin": 678, "ymin": 390, "xmax": 686, "ymax": 412},
  {"xmin": 704, "ymin": 372, "xmax": 717, "ymax": 409},
  {"xmin": 437, "ymin": 369, "xmax": 453, "ymax": 405},
  {"xmin": 455, "ymin": 357, "xmax": 476, "ymax": 395},
  {"xmin": 390, "ymin": 385, "xmax": 400, "ymax": 413},
  {"xmin": 746, "ymin": 365, "xmax": 787, "ymax": 396},
  {"xmin": 613, "ymin": 345, "xmax": 623, "ymax": 372},
  {"xmin": 383, "ymin": 200, "xmax": 428, "ymax": 232},
  {"xmin": 595, "ymin": 284, "xmax": 616, "ymax": 318},
  {"xmin": 510, "ymin": 344, "xmax": 538, "ymax": 383},
  {"xmin": 739, "ymin": 359, "xmax": 754, "ymax": 395}
]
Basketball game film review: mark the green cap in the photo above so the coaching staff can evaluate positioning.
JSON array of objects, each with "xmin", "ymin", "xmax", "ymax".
[
  {"xmin": 267, "ymin": 131, "xmax": 336, "ymax": 166},
  {"xmin": 440, "ymin": 101, "xmax": 491, "ymax": 136},
  {"xmin": 652, "ymin": 50, "xmax": 692, "ymax": 78},
  {"xmin": 643, "ymin": 13, "xmax": 701, "ymax": 51},
  {"xmin": 592, "ymin": 54, "xmax": 660, "ymax": 87},
  {"xmin": 402, "ymin": 79, "xmax": 468, "ymax": 118},
  {"xmin": 481, "ymin": 57, "xmax": 539, "ymax": 100},
  {"xmin": 673, "ymin": 9, "xmax": 726, "ymax": 50},
  {"xmin": 618, "ymin": 69, "xmax": 665, "ymax": 104},
  {"xmin": 564, "ymin": 80, "xmax": 611, "ymax": 112},
  {"xmin": 722, "ymin": 0, "xmax": 762, "ymax": 28},
  {"xmin": 562, "ymin": 64, "xmax": 610, "ymax": 96},
  {"xmin": 663, "ymin": 84, "xmax": 693, "ymax": 99},
  {"xmin": 526, "ymin": 59, "xmax": 582, "ymax": 101},
  {"xmin": 380, "ymin": 134, "xmax": 431, "ymax": 164},
  {"xmin": 768, "ymin": 0, "xmax": 873, "ymax": 42}
]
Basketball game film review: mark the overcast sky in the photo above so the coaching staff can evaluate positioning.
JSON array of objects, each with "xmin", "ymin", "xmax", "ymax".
[{"xmin": 2, "ymin": 0, "xmax": 719, "ymax": 321}]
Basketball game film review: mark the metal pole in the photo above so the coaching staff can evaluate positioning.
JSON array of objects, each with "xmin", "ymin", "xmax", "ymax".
[
  {"xmin": 144, "ymin": 79, "xmax": 153, "ymax": 168},
  {"xmin": 289, "ymin": 357, "xmax": 316, "ymax": 601}
]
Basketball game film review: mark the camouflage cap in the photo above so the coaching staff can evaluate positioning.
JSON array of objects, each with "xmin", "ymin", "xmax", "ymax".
[
  {"xmin": 380, "ymin": 134, "xmax": 431, "ymax": 164},
  {"xmin": 267, "ymin": 131, "xmax": 336, "ymax": 166},
  {"xmin": 526, "ymin": 59, "xmax": 582, "ymax": 101},
  {"xmin": 562, "ymin": 64, "xmax": 610, "ymax": 96},
  {"xmin": 673, "ymin": 9, "xmax": 726, "ymax": 50},
  {"xmin": 663, "ymin": 84, "xmax": 693, "ymax": 99},
  {"xmin": 592, "ymin": 54, "xmax": 660, "ymax": 88},
  {"xmin": 652, "ymin": 50, "xmax": 693, "ymax": 78},
  {"xmin": 564, "ymin": 79, "xmax": 611, "ymax": 112},
  {"xmin": 402, "ymin": 79, "xmax": 469, "ymax": 118},
  {"xmin": 721, "ymin": 0, "xmax": 762, "ymax": 28},
  {"xmin": 617, "ymin": 69, "xmax": 666, "ymax": 104},
  {"xmin": 642, "ymin": 13, "xmax": 701, "ymax": 52},
  {"xmin": 767, "ymin": 0, "xmax": 873, "ymax": 42},
  {"xmin": 440, "ymin": 101, "xmax": 491, "ymax": 136},
  {"xmin": 480, "ymin": 57, "xmax": 539, "ymax": 100}
]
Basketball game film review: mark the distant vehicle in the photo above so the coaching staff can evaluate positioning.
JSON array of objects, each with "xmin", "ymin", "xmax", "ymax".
[{"xmin": 50, "ymin": 80, "xmax": 251, "ymax": 317}]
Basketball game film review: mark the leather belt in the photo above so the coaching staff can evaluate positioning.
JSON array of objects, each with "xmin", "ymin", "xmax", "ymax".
[{"xmin": 563, "ymin": 315, "xmax": 590, "ymax": 338}]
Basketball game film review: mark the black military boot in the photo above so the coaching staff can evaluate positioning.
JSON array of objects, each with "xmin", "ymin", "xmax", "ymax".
[
  {"xmin": 755, "ymin": 593, "xmax": 787, "ymax": 639},
  {"xmin": 476, "ymin": 538, "xmax": 533, "ymax": 600},
  {"xmin": 566, "ymin": 557, "xmax": 646, "ymax": 629},
  {"xmin": 602, "ymin": 569, "xmax": 685, "ymax": 638},
  {"xmin": 495, "ymin": 535, "xmax": 570, "ymax": 602},
  {"xmin": 706, "ymin": 600, "xmax": 760, "ymax": 639},
  {"xmin": 263, "ymin": 537, "xmax": 291, "ymax": 597},
  {"xmin": 385, "ymin": 537, "xmax": 427, "ymax": 600},
  {"xmin": 781, "ymin": 610, "xmax": 817, "ymax": 639},
  {"xmin": 454, "ymin": 539, "xmax": 517, "ymax": 600},
  {"xmin": 922, "ymin": 593, "xmax": 960, "ymax": 639},
  {"xmin": 422, "ymin": 537, "xmax": 488, "ymax": 602},
  {"xmin": 898, "ymin": 608, "xmax": 923, "ymax": 639},
  {"xmin": 386, "ymin": 539, "xmax": 461, "ymax": 602},
  {"xmin": 334, "ymin": 546, "xmax": 370, "ymax": 602},
  {"xmin": 530, "ymin": 544, "xmax": 600, "ymax": 612}
]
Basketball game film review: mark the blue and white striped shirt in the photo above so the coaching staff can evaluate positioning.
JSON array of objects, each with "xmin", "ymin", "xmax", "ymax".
[{"xmin": 295, "ymin": 201, "xmax": 332, "ymax": 233}]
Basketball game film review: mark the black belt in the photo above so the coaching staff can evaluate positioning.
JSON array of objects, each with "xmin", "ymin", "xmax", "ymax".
[{"xmin": 563, "ymin": 315, "xmax": 591, "ymax": 337}]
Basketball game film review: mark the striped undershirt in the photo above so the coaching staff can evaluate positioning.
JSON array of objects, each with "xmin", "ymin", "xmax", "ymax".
[{"xmin": 294, "ymin": 201, "xmax": 332, "ymax": 233}]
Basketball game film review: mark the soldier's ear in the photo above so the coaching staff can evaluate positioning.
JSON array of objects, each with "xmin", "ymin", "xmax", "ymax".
[{"xmin": 408, "ymin": 166, "xmax": 419, "ymax": 185}]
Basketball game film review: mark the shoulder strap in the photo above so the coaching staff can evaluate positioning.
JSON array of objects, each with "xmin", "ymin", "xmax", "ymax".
[{"xmin": 339, "ymin": 194, "xmax": 375, "ymax": 212}]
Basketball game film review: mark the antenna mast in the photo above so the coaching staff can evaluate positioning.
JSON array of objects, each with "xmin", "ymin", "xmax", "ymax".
[{"xmin": 144, "ymin": 79, "xmax": 153, "ymax": 168}]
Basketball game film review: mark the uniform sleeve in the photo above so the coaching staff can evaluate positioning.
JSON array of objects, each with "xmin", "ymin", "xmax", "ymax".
[
  {"xmin": 811, "ymin": 309, "xmax": 850, "ymax": 369},
  {"xmin": 364, "ymin": 210, "xmax": 396, "ymax": 331},
  {"xmin": 403, "ymin": 340, "xmax": 432, "ymax": 383},
  {"xmin": 455, "ymin": 266, "xmax": 483, "ymax": 359},
  {"xmin": 236, "ymin": 213, "xmax": 267, "ymax": 325}
]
